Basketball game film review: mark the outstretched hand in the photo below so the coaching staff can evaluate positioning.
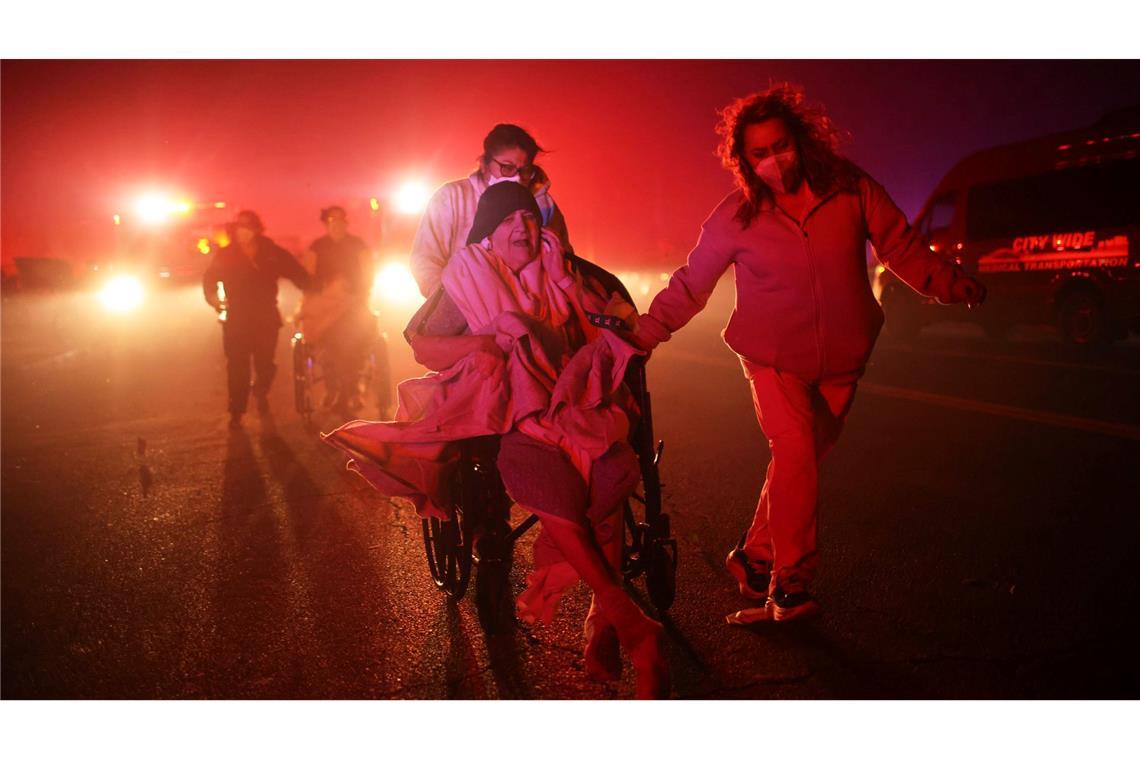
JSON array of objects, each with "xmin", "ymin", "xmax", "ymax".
[
  {"xmin": 628, "ymin": 325, "xmax": 657, "ymax": 356},
  {"xmin": 629, "ymin": 312, "xmax": 672, "ymax": 357},
  {"xmin": 601, "ymin": 296, "xmax": 660, "ymax": 359}
]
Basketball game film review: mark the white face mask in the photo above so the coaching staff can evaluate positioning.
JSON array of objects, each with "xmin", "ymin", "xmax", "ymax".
[
  {"xmin": 753, "ymin": 150, "xmax": 799, "ymax": 195},
  {"xmin": 487, "ymin": 174, "xmax": 523, "ymax": 187}
]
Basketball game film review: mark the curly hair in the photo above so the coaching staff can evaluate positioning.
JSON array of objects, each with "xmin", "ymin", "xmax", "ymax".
[{"xmin": 716, "ymin": 83, "xmax": 862, "ymax": 228}]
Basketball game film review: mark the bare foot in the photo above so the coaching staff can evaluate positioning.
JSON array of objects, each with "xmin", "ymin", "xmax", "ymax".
[
  {"xmin": 583, "ymin": 602, "xmax": 622, "ymax": 681},
  {"xmin": 627, "ymin": 620, "xmax": 670, "ymax": 700},
  {"xmin": 597, "ymin": 589, "xmax": 671, "ymax": 699}
]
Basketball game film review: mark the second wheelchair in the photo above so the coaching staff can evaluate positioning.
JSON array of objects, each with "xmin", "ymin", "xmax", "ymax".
[{"xmin": 292, "ymin": 310, "xmax": 392, "ymax": 422}]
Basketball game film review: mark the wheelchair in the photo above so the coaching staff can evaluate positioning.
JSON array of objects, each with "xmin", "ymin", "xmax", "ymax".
[
  {"xmin": 292, "ymin": 312, "xmax": 392, "ymax": 422},
  {"xmin": 418, "ymin": 260, "xmax": 677, "ymax": 634}
]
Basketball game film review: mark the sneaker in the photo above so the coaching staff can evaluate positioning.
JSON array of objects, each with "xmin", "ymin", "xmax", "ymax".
[
  {"xmin": 768, "ymin": 587, "xmax": 821, "ymax": 622},
  {"xmin": 724, "ymin": 588, "xmax": 821, "ymax": 625},
  {"xmin": 725, "ymin": 545, "xmax": 771, "ymax": 601}
]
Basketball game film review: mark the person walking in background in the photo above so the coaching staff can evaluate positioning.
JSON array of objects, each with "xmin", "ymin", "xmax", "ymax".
[
  {"xmin": 203, "ymin": 210, "xmax": 312, "ymax": 430},
  {"xmin": 634, "ymin": 84, "xmax": 986, "ymax": 623},
  {"xmin": 298, "ymin": 205, "xmax": 377, "ymax": 415},
  {"xmin": 410, "ymin": 123, "xmax": 572, "ymax": 297}
]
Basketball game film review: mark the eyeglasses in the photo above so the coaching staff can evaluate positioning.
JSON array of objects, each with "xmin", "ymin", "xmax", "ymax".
[{"xmin": 488, "ymin": 157, "xmax": 531, "ymax": 178}]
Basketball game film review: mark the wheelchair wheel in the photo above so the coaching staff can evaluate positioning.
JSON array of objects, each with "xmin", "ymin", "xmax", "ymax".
[
  {"xmin": 474, "ymin": 525, "xmax": 514, "ymax": 634},
  {"xmin": 621, "ymin": 500, "xmax": 642, "ymax": 580},
  {"xmin": 422, "ymin": 513, "xmax": 472, "ymax": 598},
  {"xmin": 292, "ymin": 333, "xmax": 315, "ymax": 418},
  {"xmin": 644, "ymin": 514, "xmax": 677, "ymax": 613}
]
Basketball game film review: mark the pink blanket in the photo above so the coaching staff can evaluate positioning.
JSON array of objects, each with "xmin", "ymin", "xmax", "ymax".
[
  {"xmin": 323, "ymin": 230, "xmax": 641, "ymax": 521},
  {"xmin": 295, "ymin": 278, "xmax": 361, "ymax": 345}
]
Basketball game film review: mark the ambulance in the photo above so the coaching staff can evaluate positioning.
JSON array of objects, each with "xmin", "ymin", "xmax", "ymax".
[{"xmin": 876, "ymin": 105, "xmax": 1140, "ymax": 344}]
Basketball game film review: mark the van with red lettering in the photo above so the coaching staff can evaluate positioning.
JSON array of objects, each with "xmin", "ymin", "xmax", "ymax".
[{"xmin": 876, "ymin": 106, "xmax": 1140, "ymax": 344}]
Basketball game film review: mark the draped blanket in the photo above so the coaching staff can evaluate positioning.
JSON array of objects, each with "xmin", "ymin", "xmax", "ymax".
[
  {"xmin": 296, "ymin": 278, "xmax": 354, "ymax": 345},
  {"xmin": 322, "ymin": 230, "xmax": 641, "ymax": 522}
]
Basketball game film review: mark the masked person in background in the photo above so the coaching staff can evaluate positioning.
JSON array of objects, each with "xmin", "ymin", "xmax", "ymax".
[
  {"xmin": 298, "ymin": 206, "xmax": 377, "ymax": 415},
  {"xmin": 203, "ymin": 210, "xmax": 312, "ymax": 430},
  {"xmin": 633, "ymin": 84, "xmax": 986, "ymax": 623},
  {"xmin": 410, "ymin": 123, "xmax": 572, "ymax": 297}
]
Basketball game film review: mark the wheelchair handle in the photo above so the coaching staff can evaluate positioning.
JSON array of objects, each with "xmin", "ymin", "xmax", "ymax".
[{"xmin": 585, "ymin": 311, "xmax": 633, "ymax": 332}]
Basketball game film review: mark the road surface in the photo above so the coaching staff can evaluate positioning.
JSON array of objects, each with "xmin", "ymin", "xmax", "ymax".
[{"xmin": 3, "ymin": 277, "xmax": 1138, "ymax": 698}]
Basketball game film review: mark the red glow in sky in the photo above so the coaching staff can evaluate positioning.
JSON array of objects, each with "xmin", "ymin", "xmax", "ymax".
[{"xmin": 3, "ymin": 60, "xmax": 1139, "ymax": 272}]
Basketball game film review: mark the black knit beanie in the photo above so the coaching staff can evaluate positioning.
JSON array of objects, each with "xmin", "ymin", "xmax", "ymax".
[{"xmin": 465, "ymin": 182, "xmax": 542, "ymax": 246}]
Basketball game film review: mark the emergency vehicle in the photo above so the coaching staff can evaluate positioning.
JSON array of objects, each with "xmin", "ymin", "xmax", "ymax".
[
  {"xmin": 100, "ymin": 197, "xmax": 232, "ymax": 287},
  {"xmin": 877, "ymin": 106, "xmax": 1140, "ymax": 344}
]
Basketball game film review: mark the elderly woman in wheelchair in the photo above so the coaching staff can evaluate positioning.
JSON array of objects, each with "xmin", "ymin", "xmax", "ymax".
[{"xmin": 325, "ymin": 182, "xmax": 669, "ymax": 698}]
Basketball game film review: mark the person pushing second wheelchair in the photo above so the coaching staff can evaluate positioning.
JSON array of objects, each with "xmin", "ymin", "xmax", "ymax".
[{"xmin": 297, "ymin": 205, "xmax": 376, "ymax": 415}]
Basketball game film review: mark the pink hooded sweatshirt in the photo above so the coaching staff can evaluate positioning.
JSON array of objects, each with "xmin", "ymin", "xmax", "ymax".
[{"xmin": 638, "ymin": 173, "xmax": 963, "ymax": 380}]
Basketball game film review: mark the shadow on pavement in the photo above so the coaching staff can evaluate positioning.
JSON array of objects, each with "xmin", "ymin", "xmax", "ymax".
[
  {"xmin": 732, "ymin": 619, "xmax": 936, "ymax": 698},
  {"xmin": 484, "ymin": 623, "xmax": 536, "ymax": 699},
  {"xmin": 258, "ymin": 428, "xmax": 397, "ymax": 697},
  {"xmin": 438, "ymin": 604, "xmax": 484, "ymax": 699},
  {"xmin": 432, "ymin": 595, "xmax": 536, "ymax": 699},
  {"xmin": 207, "ymin": 427, "xmax": 291, "ymax": 696}
]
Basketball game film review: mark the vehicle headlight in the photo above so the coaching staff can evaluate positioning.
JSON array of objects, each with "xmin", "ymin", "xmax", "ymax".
[
  {"xmin": 392, "ymin": 181, "xmax": 431, "ymax": 215},
  {"xmin": 99, "ymin": 274, "xmax": 145, "ymax": 313},
  {"xmin": 372, "ymin": 261, "xmax": 421, "ymax": 306}
]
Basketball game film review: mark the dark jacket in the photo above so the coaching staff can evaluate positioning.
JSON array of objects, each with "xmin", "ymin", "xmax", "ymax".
[
  {"xmin": 310, "ymin": 233, "xmax": 370, "ymax": 295},
  {"xmin": 202, "ymin": 236, "xmax": 311, "ymax": 331}
]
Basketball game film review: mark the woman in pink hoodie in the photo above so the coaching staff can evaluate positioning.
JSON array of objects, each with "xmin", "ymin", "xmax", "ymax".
[{"xmin": 635, "ymin": 84, "xmax": 986, "ymax": 623}]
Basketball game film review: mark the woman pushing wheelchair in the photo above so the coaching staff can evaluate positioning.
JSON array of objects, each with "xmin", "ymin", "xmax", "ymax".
[{"xmin": 324, "ymin": 182, "xmax": 669, "ymax": 699}]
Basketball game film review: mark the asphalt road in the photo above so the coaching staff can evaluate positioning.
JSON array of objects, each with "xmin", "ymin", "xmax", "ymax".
[{"xmin": 3, "ymin": 278, "xmax": 1139, "ymax": 699}]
